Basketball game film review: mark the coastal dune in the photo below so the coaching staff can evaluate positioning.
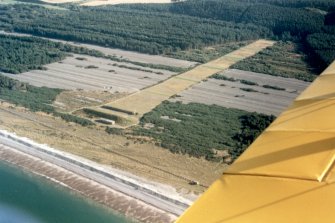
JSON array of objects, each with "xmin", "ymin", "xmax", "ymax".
[{"xmin": 0, "ymin": 130, "xmax": 192, "ymax": 223}]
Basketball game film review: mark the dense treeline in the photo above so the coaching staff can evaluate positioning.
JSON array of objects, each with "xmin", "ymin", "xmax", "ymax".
[
  {"xmin": 325, "ymin": 11, "xmax": 335, "ymax": 25},
  {"xmin": 0, "ymin": 1, "xmax": 333, "ymax": 74},
  {"xmin": 121, "ymin": 0, "xmax": 335, "ymax": 11},
  {"xmin": 133, "ymin": 101, "xmax": 274, "ymax": 161},
  {"xmin": 0, "ymin": 34, "xmax": 106, "ymax": 74},
  {"xmin": 231, "ymin": 41, "xmax": 318, "ymax": 81},
  {"xmin": 0, "ymin": 33, "xmax": 183, "ymax": 74},
  {"xmin": 171, "ymin": 1, "xmax": 323, "ymax": 37},
  {"xmin": 127, "ymin": 0, "xmax": 326, "ymax": 37},
  {"xmin": 123, "ymin": 0, "xmax": 335, "ymax": 68},
  {"xmin": 167, "ymin": 0, "xmax": 335, "ymax": 68},
  {"xmin": 0, "ymin": 4, "xmax": 270, "ymax": 54},
  {"xmin": 0, "ymin": 35, "xmax": 66, "ymax": 73},
  {"xmin": 306, "ymin": 33, "xmax": 335, "ymax": 67},
  {"xmin": 0, "ymin": 74, "xmax": 61, "ymax": 113},
  {"xmin": 0, "ymin": 2, "xmax": 333, "ymax": 67},
  {"xmin": 227, "ymin": 0, "xmax": 335, "ymax": 10},
  {"xmin": 0, "ymin": 74, "xmax": 94, "ymax": 126},
  {"xmin": 232, "ymin": 113, "xmax": 275, "ymax": 158}
]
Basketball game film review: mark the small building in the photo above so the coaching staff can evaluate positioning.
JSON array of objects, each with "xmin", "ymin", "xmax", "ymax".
[{"xmin": 95, "ymin": 118, "xmax": 115, "ymax": 125}]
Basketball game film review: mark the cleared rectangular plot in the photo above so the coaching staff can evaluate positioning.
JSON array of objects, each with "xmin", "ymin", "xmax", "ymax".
[
  {"xmin": 4, "ymin": 54, "xmax": 176, "ymax": 93},
  {"xmin": 61, "ymin": 42, "xmax": 197, "ymax": 68},
  {"xmin": 170, "ymin": 69, "xmax": 310, "ymax": 116},
  {"xmin": 104, "ymin": 40, "xmax": 275, "ymax": 117}
]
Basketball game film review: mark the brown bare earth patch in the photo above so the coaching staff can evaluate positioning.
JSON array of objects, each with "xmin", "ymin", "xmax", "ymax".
[{"xmin": 0, "ymin": 105, "xmax": 227, "ymax": 195}]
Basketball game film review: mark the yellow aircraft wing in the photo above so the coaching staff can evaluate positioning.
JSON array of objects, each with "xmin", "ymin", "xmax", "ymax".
[{"xmin": 176, "ymin": 60, "xmax": 335, "ymax": 223}]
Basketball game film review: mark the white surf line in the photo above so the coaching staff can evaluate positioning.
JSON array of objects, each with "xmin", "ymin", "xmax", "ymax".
[{"xmin": 0, "ymin": 129, "xmax": 191, "ymax": 216}]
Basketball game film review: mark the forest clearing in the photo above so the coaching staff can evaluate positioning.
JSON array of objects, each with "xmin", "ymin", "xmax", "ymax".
[
  {"xmin": 88, "ymin": 40, "xmax": 275, "ymax": 126},
  {"xmin": 3, "ymin": 54, "xmax": 177, "ymax": 92},
  {"xmin": 170, "ymin": 69, "xmax": 309, "ymax": 116}
]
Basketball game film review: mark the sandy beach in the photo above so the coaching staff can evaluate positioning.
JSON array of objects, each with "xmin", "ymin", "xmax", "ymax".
[{"xmin": 0, "ymin": 130, "xmax": 193, "ymax": 223}]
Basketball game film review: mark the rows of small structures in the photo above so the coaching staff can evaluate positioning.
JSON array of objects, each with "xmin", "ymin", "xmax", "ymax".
[
  {"xmin": 3, "ymin": 54, "xmax": 177, "ymax": 93},
  {"xmin": 169, "ymin": 69, "xmax": 310, "ymax": 116}
]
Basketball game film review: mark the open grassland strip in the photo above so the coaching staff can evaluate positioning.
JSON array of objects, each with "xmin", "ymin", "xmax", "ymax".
[
  {"xmin": 0, "ymin": 106, "xmax": 208, "ymax": 188},
  {"xmin": 102, "ymin": 40, "xmax": 275, "ymax": 123}
]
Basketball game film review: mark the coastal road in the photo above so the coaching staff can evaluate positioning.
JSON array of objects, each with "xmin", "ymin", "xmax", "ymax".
[{"xmin": 0, "ymin": 131, "xmax": 190, "ymax": 216}]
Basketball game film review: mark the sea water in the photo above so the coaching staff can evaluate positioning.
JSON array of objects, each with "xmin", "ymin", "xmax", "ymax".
[{"xmin": 0, "ymin": 160, "xmax": 132, "ymax": 223}]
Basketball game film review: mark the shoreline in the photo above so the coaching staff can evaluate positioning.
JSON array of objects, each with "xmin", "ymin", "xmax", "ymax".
[{"xmin": 0, "ymin": 130, "xmax": 192, "ymax": 223}]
